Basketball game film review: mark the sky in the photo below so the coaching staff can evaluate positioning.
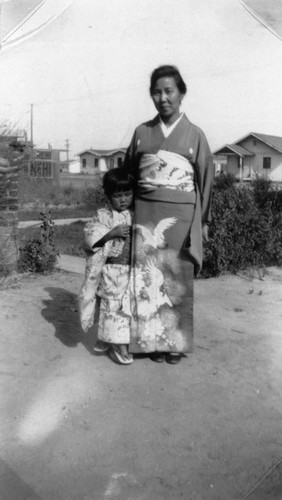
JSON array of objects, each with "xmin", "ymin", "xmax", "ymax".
[{"xmin": 0, "ymin": 0, "xmax": 282, "ymax": 159}]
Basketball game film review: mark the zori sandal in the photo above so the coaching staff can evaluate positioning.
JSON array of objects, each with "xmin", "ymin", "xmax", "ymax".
[
  {"xmin": 93, "ymin": 340, "xmax": 110, "ymax": 353},
  {"xmin": 166, "ymin": 353, "xmax": 182, "ymax": 365},
  {"xmin": 109, "ymin": 347, "xmax": 133, "ymax": 365},
  {"xmin": 149, "ymin": 352, "xmax": 166, "ymax": 363}
]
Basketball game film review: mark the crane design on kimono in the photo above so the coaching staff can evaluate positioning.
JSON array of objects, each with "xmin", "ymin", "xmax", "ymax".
[
  {"xmin": 135, "ymin": 217, "xmax": 177, "ymax": 250},
  {"xmin": 136, "ymin": 259, "xmax": 172, "ymax": 318}
]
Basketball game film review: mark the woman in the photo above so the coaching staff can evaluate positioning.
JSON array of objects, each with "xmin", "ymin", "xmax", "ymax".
[{"xmin": 124, "ymin": 65, "xmax": 214, "ymax": 364}]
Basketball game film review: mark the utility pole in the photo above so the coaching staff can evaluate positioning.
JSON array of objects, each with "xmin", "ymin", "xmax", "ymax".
[
  {"xmin": 30, "ymin": 103, "xmax": 34, "ymax": 146},
  {"xmin": 0, "ymin": 1, "xmax": 2, "ymax": 52},
  {"xmin": 65, "ymin": 139, "xmax": 70, "ymax": 172}
]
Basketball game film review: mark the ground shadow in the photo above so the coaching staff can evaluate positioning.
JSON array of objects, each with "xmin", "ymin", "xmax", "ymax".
[{"xmin": 42, "ymin": 287, "xmax": 98, "ymax": 354}]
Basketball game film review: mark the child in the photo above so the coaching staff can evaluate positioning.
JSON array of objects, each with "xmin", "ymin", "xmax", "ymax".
[{"xmin": 78, "ymin": 167, "xmax": 134, "ymax": 365}]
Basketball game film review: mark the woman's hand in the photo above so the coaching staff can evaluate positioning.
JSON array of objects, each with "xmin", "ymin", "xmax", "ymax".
[{"xmin": 202, "ymin": 224, "xmax": 209, "ymax": 242}]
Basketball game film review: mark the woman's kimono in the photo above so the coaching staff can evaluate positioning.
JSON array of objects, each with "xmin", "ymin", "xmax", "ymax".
[
  {"xmin": 124, "ymin": 114, "xmax": 214, "ymax": 353},
  {"xmin": 78, "ymin": 208, "xmax": 132, "ymax": 344}
]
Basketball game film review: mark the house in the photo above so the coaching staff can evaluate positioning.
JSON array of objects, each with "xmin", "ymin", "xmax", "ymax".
[
  {"xmin": 213, "ymin": 155, "xmax": 227, "ymax": 175},
  {"xmin": 213, "ymin": 133, "xmax": 282, "ymax": 183},
  {"xmin": 68, "ymin": 159, "xmax": 81, "ymax": 174},
  {"xmin": 78, "ymin": 148, "xmax": 127, "ymax": 174}
]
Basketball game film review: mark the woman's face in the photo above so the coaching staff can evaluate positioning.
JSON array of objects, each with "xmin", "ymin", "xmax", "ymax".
[{"xmin": 151, "ymin": 76, "xmax": 183, "ymax": 124}]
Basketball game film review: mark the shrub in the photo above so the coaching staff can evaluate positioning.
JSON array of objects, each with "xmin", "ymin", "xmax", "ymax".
[
  {"xmin": 251, "ymin": 177, "xmax": 273, "ymax": 212},
  {"xmin": 18, "ymin": 212, "xmax": 59, "ymax": 273},
  {"xmin": 82, "ymin": 184, "xmax": 107, "ymax": 211},
  {"xmin": 251, "ymin": 177, "xmax": 282, "ymax": 213},
  {"xmin": 214, "ymin": 172, "xmax": 237, "ymax": 191},
  {"xmin": 54, "ymin": 220, "xmax": 86, "ymax": 257},
  {"xmin": 19, "ymin": 177, "xmax": 60, "ymax": 205},
  {"xmin": 203, "ymin": 179, "xmax": 282, "ymax": 277},
  {"xmin": 62, "ymin": 184, "xmax": 75, "ymax": 197},
  {"xmin": 19, "ymin": 220, "xmax": 87, "ymax": 258},
  {"xmin": 19, "ymin": 178, "xmax": 84, "ymax": 206},
  {"xmin": 0, "ymin": 232, "xmax": 14, "ymax": 277},
  {"xmin": 61, "ymin": 184, "xmax": 83, "ymax": 205}
]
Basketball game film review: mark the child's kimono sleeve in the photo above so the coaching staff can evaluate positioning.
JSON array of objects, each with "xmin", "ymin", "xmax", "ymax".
[
  {"xmin": 84, "ymin": 209, "xmax": 112, "ymax": 251},
  {"xmin": 78, "ymin": 209, "xmax": 112, "ymax": 333}
]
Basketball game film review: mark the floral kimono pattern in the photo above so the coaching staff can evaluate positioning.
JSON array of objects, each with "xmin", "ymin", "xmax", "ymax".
[{"xmin": 78, "ymin": 208, "xmax": 132, "ymax": 344}]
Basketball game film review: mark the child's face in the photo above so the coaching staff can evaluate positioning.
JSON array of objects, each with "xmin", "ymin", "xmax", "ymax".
[{"xmin": 109, "ymin": 189, "xmax": 133, "ymax": 212}]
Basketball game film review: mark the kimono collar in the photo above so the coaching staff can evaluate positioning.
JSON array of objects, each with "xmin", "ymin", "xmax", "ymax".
[{"xmin": 159, "ymin": 113, "xmax": 184, "ymax": 138}]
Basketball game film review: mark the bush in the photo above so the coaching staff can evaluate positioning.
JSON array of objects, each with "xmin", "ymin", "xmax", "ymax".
[
  {"xmin": 214, "ymin": 172, "xmax": 237, "ymax": 191},
  {"xmin": 18, "ymin": 212, "xmax": 59, "ymax": 273},
  {"xmin": 19, "ymin": 178, "xmax": 84, "ymax": 206},
  {"xmin": 0, "ymin": 233, "xmax": 14, "ymax": 277},
  {"xmin": 203, "ymin": 178, "xmax": 282, "ymax": 277},
  {"xmin": 19, "ymin": 177, "xmax": 59, "ymax": 205},
  {"xmin": 251, "ymin": 177, "xmax": 282, "ymax": 212},
  {"xmin": 82, "ymin": 184, "xmax": 107, "ymax": 211},
  {"xmin": 53, "ymin": 220, "xmax": 86, "ymax": 257},
  {"xmin": 19, "ymin": 220, "xmax": 87, "ymax": 258},
  {"xmin": 61, "ymin": 183, "xmax": 83, "ymax": 205}
]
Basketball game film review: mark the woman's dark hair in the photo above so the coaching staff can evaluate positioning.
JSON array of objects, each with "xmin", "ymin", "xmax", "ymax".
[
  {"xmin": 149, "ymin": 65, "xmax": 187, "ymax": 95},
  {"xmin": 103, "ymin": 167, "xmax": 134, "ymax": 197}
]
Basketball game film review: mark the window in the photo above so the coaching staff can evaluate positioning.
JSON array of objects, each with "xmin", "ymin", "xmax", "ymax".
[
  {"xmin": 118, "ymin": 157, "xmax": 123, "ymax": 167},
  {"xmin": 94, "ymin": 158, "xmax": 99, "ymax": 167},
  {"xmin": 263, "ymin": 157, "xmax": 271, "ymax": 169},
  {"xmin": 30, "ymin": 161, "xmax": 53, "ymax": 178},
  {"xmin": 82, "ymin": 158, "xmax": 86, "ymax": 168},
  {"xmin": 110, "ymin": 158, "xmax": 114, "ymax": 169},
  {"xmin": 253, "ymin": 140, "xmax": 257, "ymax": 146}
]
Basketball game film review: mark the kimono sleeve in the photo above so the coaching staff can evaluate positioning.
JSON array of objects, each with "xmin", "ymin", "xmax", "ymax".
[
  {"xmin": 195, "ymin": 131, "xmax": 214, "ymax": 224},
  {"xmin": 84, "ymin": 210, "xmax": 112, "ymax": 252},
  {"xmin": 124, "ymin": 129, "xmax": 140, "ymax": 176}
]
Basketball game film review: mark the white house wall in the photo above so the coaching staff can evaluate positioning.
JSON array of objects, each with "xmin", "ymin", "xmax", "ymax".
[
  {"xmin": 69, "ymin": 161, "xmax": 80, "ymax": 173},
  {"xmin": 269, "ymin": 158, "xmax": 282, "ymax": 182},
  {"xmin": 238, "ymin": 138, "xmax": 282, "ymax": 182},
  {"xmin": 80, "ymin": 153, "xmax": 98, "ymax": 174},
  {"xmin": 80, "ymin": 151, "xmax": 126, "ymax": 174},
  {"xmin": 104, "ymin": 152, "xmax": 125, "ymax": 170}
]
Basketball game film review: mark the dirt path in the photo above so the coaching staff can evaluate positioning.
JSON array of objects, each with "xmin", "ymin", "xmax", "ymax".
[{"xmin": 0, "ymin": 267, "xmax": 282, "ymax": 500}]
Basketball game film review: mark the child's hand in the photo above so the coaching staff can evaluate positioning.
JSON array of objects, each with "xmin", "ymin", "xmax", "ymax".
[
  {"xmin": 92, "ymin": 225, "xmax": 132, "ymax": 249},
  {"xmin": 110, "ymin": 224, "xmax": 131, "ymax": 239}
]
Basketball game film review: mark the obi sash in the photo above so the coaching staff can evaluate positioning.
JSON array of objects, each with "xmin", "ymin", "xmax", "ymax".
[{"xmin": 138, "ymin": 150, "xmax": 195, "ymax": 193}]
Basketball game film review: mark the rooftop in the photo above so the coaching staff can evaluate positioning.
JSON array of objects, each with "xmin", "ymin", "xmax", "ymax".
[{"xmin": 78, "ymin": 148, "xmax": 127, "ymax": 157}]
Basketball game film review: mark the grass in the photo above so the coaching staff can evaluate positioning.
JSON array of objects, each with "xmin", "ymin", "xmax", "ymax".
[
  {"xmin": 18, "ymin": 220, "xmax": 87, "ymax": 257},
  {"xmin": 18, "ymin": 206, "xmax": 93, "ymax": 221},
  {"xmin": 18, "ymin": 176, "xmax": 106, "ymax": 221}
]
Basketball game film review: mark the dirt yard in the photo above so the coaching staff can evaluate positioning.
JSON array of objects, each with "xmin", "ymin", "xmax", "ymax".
[{"xmin": 0, "ymin": 266, "xmax": 282, "ymax": 500}]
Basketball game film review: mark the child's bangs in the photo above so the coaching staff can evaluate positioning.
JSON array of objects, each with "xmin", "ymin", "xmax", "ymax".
[{"xmin": 114, "ymin": 179, "xmax": 133, "ymax": 192}]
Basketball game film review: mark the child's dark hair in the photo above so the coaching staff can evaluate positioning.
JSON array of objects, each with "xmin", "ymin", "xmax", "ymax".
[{"xmin": 102, "ymin": 167, "xmax": 135, "ymax": 197}]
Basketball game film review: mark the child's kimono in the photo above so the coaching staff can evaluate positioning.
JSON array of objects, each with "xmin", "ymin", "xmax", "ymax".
[{"xmin": 78, "ymin": 207, "xmax": 132, "ymax": 344}]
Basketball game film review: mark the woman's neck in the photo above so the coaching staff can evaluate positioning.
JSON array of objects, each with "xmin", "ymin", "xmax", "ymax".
[{"xmin": 160, "ymin": 111, "xmax": 182, "ymax": 127}]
